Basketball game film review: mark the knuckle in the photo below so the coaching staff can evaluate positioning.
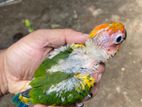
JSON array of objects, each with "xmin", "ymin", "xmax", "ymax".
[{"xmin": 64, "ymin": 29, "xmax": 76, "ymax": 37}]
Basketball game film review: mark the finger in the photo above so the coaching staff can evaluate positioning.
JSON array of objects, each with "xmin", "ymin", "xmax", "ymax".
[
  {"xmin": 33, "ymin": 104, "xmax": 48, "ymax": 107},
  {"xmin": 37, "ymin": 29, "xmax": 89, "ymax": 47},
  {"xmin": 33, "ymin": 105, "xmax": 75, "ymax": 107},
  {"xmin": 8, "ymin": 80, "xmax": 31, "ymax": 94},
  {"xmin": 21, "ymin": 29, "xmax": 89, "ymax": 49},
  {"xmin": 93, "ymin": 63, "xmax": 105, "ymax": 83},
  {"xmin": 97, "ymin": 63, "xmax": 105, "ymax": 74},
  {"xmin": 48, "ymin": 105, "xmax": 76, "ymax": 107}
]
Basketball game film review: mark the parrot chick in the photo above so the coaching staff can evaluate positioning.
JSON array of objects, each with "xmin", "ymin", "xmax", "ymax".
[{"xmin": 12, "ymin": 22, "xmax": 127, "ymax": 107}]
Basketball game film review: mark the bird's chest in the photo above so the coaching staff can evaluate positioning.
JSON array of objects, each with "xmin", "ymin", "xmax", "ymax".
[{"xmin": 48, "ymin": 49, "xmax": 99, "ymax": 74}]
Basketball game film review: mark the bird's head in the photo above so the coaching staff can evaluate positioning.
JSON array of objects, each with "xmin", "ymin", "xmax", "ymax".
[{"xmin": 89, "ymin": 22, "xmax": 127, "ymax": 57}]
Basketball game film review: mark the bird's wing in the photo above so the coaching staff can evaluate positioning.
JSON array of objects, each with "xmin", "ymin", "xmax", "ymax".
[
  {"xmin": 34, "ymin": 46, "xmax": 73, "ymax": 77},
  {"xmin": 30, "ymin": 72, "xmax": 92, "ymax": 105}
]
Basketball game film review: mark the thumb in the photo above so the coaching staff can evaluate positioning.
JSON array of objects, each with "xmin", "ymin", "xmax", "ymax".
[
  {"xmin": 19, "ymin": 29, "xmax": 89, "ymax": 49},
  {"xmin": 8, "ymin": 80, "xmax": 31, "ymax": 94}
]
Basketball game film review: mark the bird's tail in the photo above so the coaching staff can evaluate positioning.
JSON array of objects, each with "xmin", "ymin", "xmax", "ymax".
[{"xmin": 12, "ymin": 89, "xmax": 31, "ymax": 107}]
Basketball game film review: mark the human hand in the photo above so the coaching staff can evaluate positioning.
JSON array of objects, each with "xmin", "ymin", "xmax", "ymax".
[{"xmin": 0, "ymin": 29, "xmax": 105, "ymax": 107}]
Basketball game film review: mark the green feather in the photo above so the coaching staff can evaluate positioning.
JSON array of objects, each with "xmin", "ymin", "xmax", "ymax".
[
  {"xmin": 30, "ymin": 80, "xmax": 91, "ymax": 105},
  {"xmin": 30, "ymin": 72, "xmax": 74, "ymax": 88},
  {"xmin": 30, "ymin": 71, "xmax": 74, "ymax": 104},
  {"xmin": 30, "ymin": 71, "xmax": 91, "ymax": 105},
  {"xmin": 34, "ymin": 47, "xmax": 73, "ymax": 77}
]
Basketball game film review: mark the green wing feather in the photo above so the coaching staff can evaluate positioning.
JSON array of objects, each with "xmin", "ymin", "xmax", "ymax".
[
  {"xmin": 30, "ymin": 71, "xmax": 74, "ymax": 104},
  {"xmin": 34, "ymin": 47, "xmax": 73, "ymax": 77},
  {"xmin": 30, "ymin": 72, "xmax": 91, "ymax": 105},
  {"xmin": 30, "ymin": 46, "xmax": 75, "ymax": 104}
]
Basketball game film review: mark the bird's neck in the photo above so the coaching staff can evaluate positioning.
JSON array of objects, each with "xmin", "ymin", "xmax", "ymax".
[{"xmin": 84, "ymin": 39, "xmax": 110, "ymax": 63}]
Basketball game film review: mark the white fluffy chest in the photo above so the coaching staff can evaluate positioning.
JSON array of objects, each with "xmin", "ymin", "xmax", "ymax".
[{"xmin": 47, "ymin": 42, "xmax": 109, "ymax": 73}]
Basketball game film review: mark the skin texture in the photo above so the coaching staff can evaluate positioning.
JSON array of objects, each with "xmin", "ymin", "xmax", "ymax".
[{"xmin": 0, "ymin": 29, "xmax": 105, "ymax": 107}]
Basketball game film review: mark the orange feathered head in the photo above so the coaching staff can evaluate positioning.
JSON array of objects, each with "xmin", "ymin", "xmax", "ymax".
[
  {"xmin": 89, "ymin": 22, "xmax": 127, "ymax": 55},
  {"xmin": 89, "ymin": 22, "xmax": 126, "ymax": 38}
]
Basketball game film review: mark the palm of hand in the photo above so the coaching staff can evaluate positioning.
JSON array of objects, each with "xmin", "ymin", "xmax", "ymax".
[{"xmin": 5, "ymin": 31, "xmax": 52, "ymax": 94}]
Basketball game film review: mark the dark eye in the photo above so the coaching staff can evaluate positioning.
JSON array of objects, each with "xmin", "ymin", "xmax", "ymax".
[{"xmin": 115, "ymin": 35, "xmax": 123, "ymax": 44}]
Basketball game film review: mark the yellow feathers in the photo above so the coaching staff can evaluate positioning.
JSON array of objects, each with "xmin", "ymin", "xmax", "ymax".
[
  {"xmin": 19, "ymin": 95, "xmax": 30, "ymax": 104},
  {"xmin": 71, "ymin": 44, "xmax": 85, "ymax": 49},
  {"xmin": 74, "ymin": 73, "xmax": 95, "ymax": 89}
]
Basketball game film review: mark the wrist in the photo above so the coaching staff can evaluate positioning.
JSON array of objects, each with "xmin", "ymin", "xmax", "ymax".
[{"xmin": 0, "ymin": 50, "xmax": 8, "ymax": 96}]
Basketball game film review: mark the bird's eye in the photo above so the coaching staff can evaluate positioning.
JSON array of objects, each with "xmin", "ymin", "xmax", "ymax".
[{"xmin": 114, "ymin": 35, "xmax": 124, "ymax": 44}]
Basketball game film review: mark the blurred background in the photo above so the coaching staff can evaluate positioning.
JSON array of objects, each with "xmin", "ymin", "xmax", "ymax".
[{"xmin": 0, "ymin": 0, "xmax": 142, "ymax": 107}]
